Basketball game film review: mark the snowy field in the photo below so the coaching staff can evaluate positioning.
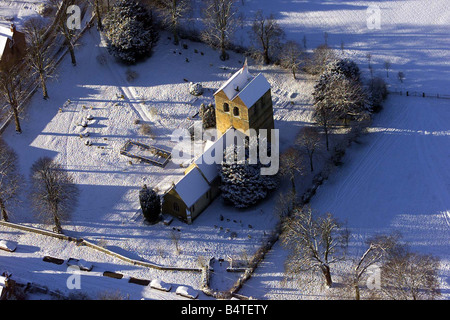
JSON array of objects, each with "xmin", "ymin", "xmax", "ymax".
[
  {"xmin": 240, "ymin": 94, "xmax": 450, "ymax": 299},
  {"xmin": 191, "ymin": 0, "xmax": 450, "ymax": 94}
]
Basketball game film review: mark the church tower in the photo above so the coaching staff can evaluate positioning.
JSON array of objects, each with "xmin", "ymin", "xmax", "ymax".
[{"xmin": 213, "ymin": 61, "xmax": 275, "ymax": 137}]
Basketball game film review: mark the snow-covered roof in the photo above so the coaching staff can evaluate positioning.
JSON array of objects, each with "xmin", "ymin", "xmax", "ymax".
[
  {"xmin": 193, "ymin": 128, "xmax": 244, "ymax": 184},
  {"xmin": 214, "ymin": 62, "xmax": 271, "ymax": 108},
  {"xmin": 0, "ymin": 25, "xmax": 13, "ymax": 60},
  {"xmin": 237, "ymin": 73, "xmax": 271, "ymax": 107},
  {"xmin": 174, "ymin": 167, "xmax": 211, "ymax": 208}
]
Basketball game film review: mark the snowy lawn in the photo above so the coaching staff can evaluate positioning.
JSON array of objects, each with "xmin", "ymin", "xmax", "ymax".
[{"xmin": 240, "ymin": 94, "xmax": 450, "ymax": 299}]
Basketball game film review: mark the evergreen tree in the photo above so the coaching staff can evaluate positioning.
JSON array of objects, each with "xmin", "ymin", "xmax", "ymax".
[
  {"xmin": 219, "ymin": 143, "xmax": 278, "ymax": 208},
  {"xmin": 103, "ymin": 0, "xmax": 159, "ymax": 64},
  {"xmin": 199, "ymin": 103, "xmax": 216, "ymax": 129},
  {"xmin": 139, "ymin": 184, "xmax": 161, "ymax": 223}
]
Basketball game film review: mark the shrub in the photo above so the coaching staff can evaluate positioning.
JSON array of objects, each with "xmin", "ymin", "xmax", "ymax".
[{"xmin": 103, "ymin": 0, "xmax": 159, "ymax": 64}]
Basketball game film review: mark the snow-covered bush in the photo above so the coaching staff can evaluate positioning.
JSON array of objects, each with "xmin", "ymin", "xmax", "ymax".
[
  {"xmin": 325, "ymin": 58, "xmax": 361, "ymax": 81},
  {"xmin": 199, "ymin": 103, "xmax": 216, "ymax": 129},
  {"xmin": 139, "ymin": 184, "xmax": 161, "ymax": 223},
  {"xmin": 139, "ymin": 123, "xmax": 152, "ymax": 136},
  {"xmin": 189, "ymin": 82, "xmax": 203, "ymax": 96},
  {"xmin": 103, "ymin": 0, "xmax": 159, "ymax": 64},
  {"xmin": 219, "ymin": 144, "xmax": 278, "ymax": 209}
]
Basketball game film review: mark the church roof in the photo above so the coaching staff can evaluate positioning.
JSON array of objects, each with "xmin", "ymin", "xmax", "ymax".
[
  {"xmin": 173, "ymin": 167, "xmax": 210, "ymax": 208},
  {"xmin": 0, "ymin": 25, "xmax": 13, "ymax": 60},
  {"xmin": 214, "ymin": 61, "xmax": 271, "ymax": 108}
]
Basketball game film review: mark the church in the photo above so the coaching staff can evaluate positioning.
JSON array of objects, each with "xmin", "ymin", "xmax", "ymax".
[{"xmin": 162, "ymin": 61, "xmax": 275, "ymax": 224}]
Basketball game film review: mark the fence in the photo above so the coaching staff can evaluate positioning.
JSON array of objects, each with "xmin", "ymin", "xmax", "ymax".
[{"xmin": 389, "ymin": 89, "xmax": 450, "ymax": 100}]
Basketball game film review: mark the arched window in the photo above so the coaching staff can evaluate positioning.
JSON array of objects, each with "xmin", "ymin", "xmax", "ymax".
[
  {"xmin": 173, "ymin": 202, "xmax": 180, "ymax": 212},
  {"xmin": 223, "ymin": 103, "xmax": 230, "ymax": 113},
  {"xmin": 233, "ymin": 107, "xmax": 240, "ymax": 117}
]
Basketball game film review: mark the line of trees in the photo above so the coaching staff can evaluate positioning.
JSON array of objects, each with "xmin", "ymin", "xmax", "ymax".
[
  {"xmin": 0, "ymin": 0, "xmax": 82, "ymax": 134},
  {"xmin": 281, "ymin": 206, "xmax": 441, "ymax": 299},
  {"xmin": 0, "ymin": 141, "xmax": 79, "ymax": 234}
]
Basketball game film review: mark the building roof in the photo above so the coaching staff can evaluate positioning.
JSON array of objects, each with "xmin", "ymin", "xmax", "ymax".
[
  {"xmin": 0, "ymin": 25, "xmax": 13, "ymax": 60},
  {"xmin": 174, "ymin": 167, "xmax": 211, "ymax": 208},
  {"xmin": 214, "ymin": 61, "xmax": 271, "ymax": 108},
  {"xmin": 193, "ymin": 128, "xmax": 246, "ymax": 184}
]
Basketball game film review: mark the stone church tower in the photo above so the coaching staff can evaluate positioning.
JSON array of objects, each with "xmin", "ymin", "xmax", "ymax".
[{"xmin": 213, "ymin": 61, "xmax": 274, "ymax": 136}]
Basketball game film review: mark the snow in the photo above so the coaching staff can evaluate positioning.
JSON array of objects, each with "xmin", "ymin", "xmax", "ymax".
[
  {"xmin": 0, "ymin": 239, "xmax": 16, "ymax": 252},
  {"xmin": 236, "ymin": 73, "xmax": 271, "ymax": 108},
  {"xmin": 0, "ymin": 24, "xmax": 12, "ymax": 59},
  {"xmin": 240, "ymin": 95, "xmax": 450, "ymax": 299},
  {"xmin": 193, "ymin": 0, "xmax": 450, "ymax": 94},
  {"xmin": 173, "ymin": 167, "xmax": 211, "ymax": 208},
  {"xmin": 176, "ymin": 285, "xmax": 198, "ymax": 299},
  {"xmin": 0, "ymin": 0, "xmax": 448, "ymax": 300},
  {"xmin": 214, "ymin": 62, "xmax": 271, "ymax": 108},
  {"xmin": 150, "ymin": 279, "xmax": 172, "ymax": 292},
  {"xmin": 215, "ymin": 63, "xmax": 251, "ymax": 99}
]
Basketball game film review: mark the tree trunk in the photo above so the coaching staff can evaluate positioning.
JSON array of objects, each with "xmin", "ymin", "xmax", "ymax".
[
  {"xmin": 324, "ymin": 125, "xmax": 329, "ymax": 151},
  {"xmin": 172, "ymin": 27, "xmax": 179, "ymax": 45},
  {"xmin": 354, "ymin": 283, "xmax": 360, "ymax": 300},
  {"xmin": 320, "ymin": 264, "xmax": 333, "ymax": 287},
  {"xmin": 220, "ymin": 30, "xmax": 228, "ymax": 61},
  {"xmin": 53, "ymin": 215, "xmax": 62, "ymax": 234},
  {"xmin": 12, "ymin": 105, "xmax": 21, "ymax": 133},
  {"xmin": 309, "ymin": 153, "xmax": 314, "ymax": 172},
  {"xmin": 95, "ymin": 0, "xmax": 102, "ymax": 31},
  {"xmin": 0, "ymin": 198, "xmax": 9, "ymax": 222},
  {"xmin": 40, "ymin": 73, "xmax": 49, "ymax": 99},
  {"xmin": 68, "ymin": 43, "xmax": 77, "ymax": 66},
  {"xmin": 263, "ymin": 48, "xmax": 270, "ymax": 65}
]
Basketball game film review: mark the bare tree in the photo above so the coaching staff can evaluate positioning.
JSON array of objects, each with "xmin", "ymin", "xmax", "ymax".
[
  {"xmin": 397, "ymin": 71, "xmax": 405, "ymax": 84},
  {"xmin": 304, "ymin": 44, "xmax": 335, "ymax": 75},
  {"xmin": 30, "ymin": 157, "xmax": 79, "ymax": 234},
  {"xmin": 296, "ymin": 126, "xmax": 322, "ymax": 172},
  {"xmin": 158, "ymin": 0, "xmax": 190, "ymax": 45},
  {"xmin": 24, "ymin": 17, "xmax": 54, "ymax": 99},
  {"xmin": 313, "ymin": 73, "xmax": 368, "ymax": 150},
  {"xmin": 249, "ymin": 10, "xmax": 284, "ymax": 64},
  {"xmin": 281, "ymin": 206, "xmax": 349, "ymax": 287},
  {"xmin": 279, "ymin": 147, "xmax": 304, "ymax": 202},
  {"xmin": 55, "ymin": 0, "xmax": 79, "ymax": 66},
  {"xmin": 384, "ymin": 60, "xmax": 391, "ymax": 78},
  {"xmin": 0, "ymin": 139, "xmax": 22, "ymax": 222},
  {"xmin": 170, "ymin": 230, "xmax": 181, "ymax": 254},
  {"xmin": 87, "ymin": 0, "xmax": 104, "ymax": 30},
  {"xmin": 352, "ymin": 233, "xmax": 400, "ymax": 300},
  {"xmin": 0, "ymin": 64, "xmax": 25, "ymax": 133},
  {"xmin": 201, "ymin": 0, "xmax": 239, "ymax": 61},
  {"xmin": 381, "ymin": 246, "xmax": 441, "ymax": 300},
  {"xmin": 279, "ymin": 40, "xmax": 302, "ymax": 79}
]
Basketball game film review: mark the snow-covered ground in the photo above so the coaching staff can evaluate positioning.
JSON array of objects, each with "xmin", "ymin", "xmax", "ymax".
[
  {"xmin": 0, "ymin": 23, "xmax": 313, "ymax": 297},
  {"xmin": 0, "ymin": 0, "xmax": 46, "ymax": 29},
  {"xmin": 191, "ymin": 0, "xmax": 450, "ymax": 94},
  {"xmin": 0, "ymin": 224, "xmax": 200, "ymax": 300},
  {"xmin": 240, "ymin": 94, "xmax": 450, "ymax": 299},
  {"xmin": 0, "ymin": 0, "xmax": 449, "ymax": 300}
]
